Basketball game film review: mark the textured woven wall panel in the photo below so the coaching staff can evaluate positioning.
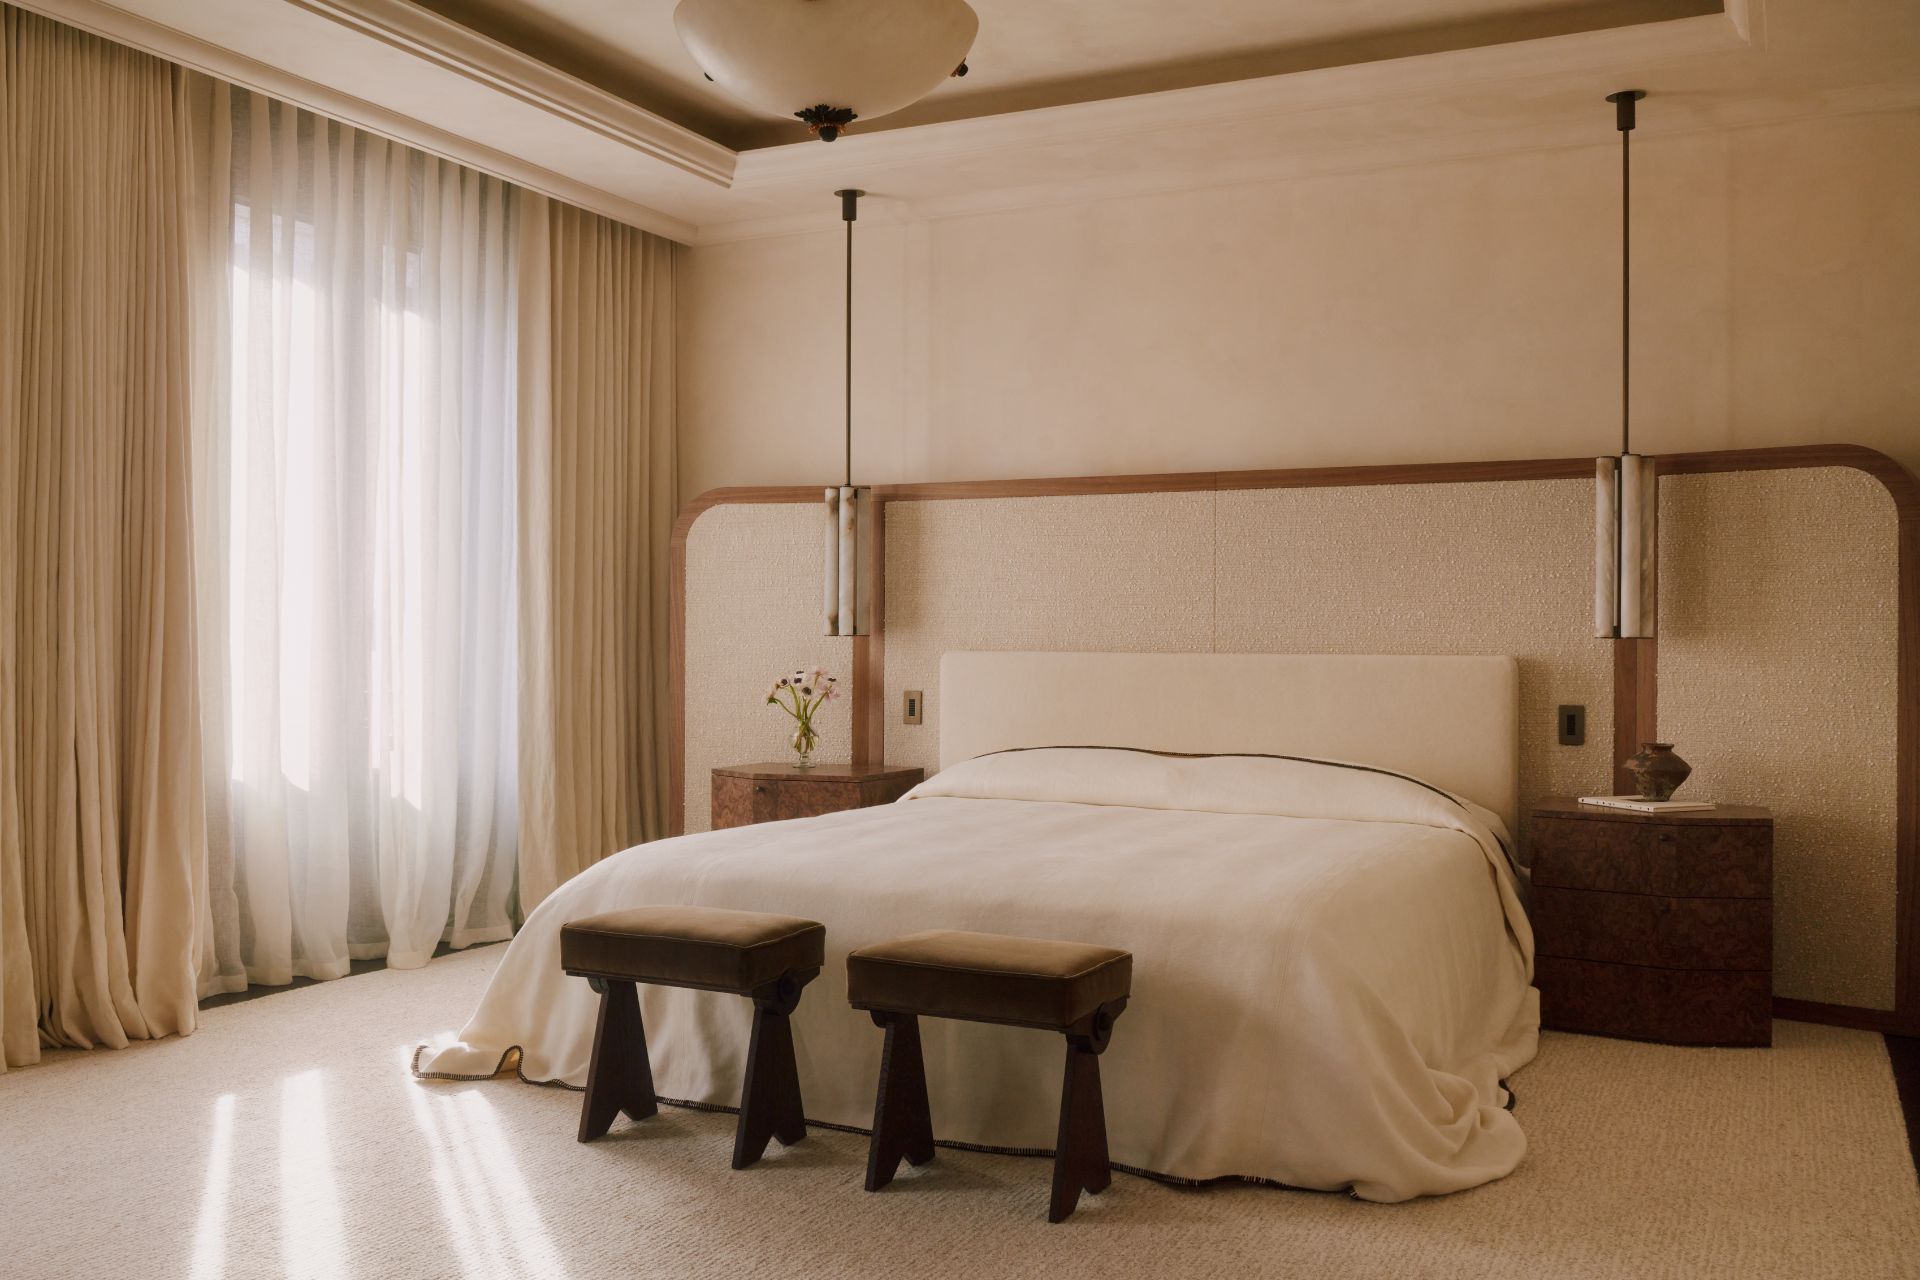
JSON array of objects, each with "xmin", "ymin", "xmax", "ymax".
[
  {"xmin": 1660, "ymin": 467, "xmax": 1900, "ymax": 1010},
  {"xmin": 683, "ymin": 504, "xmax": 854, "ymax": 832},
  {"xmin": 1211, "ymin": 480, "xmax": 1614, "ymax": 847},
  {"xmin": 882, "ymin": 493, "xmax": 1216, "ymax": 778},
  {"xmin": 877, "ymin": 481, "xmax": 1612, "ymax": 851}
]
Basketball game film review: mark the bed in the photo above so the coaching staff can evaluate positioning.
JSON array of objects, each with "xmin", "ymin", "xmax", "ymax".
[{"xmin": 416, "ymin": 652, "xmax": 1538, "ymax": 1202}]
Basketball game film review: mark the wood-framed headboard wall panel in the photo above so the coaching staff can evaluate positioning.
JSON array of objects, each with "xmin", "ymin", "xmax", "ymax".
[
  {"xmin": 879, "ymin": 479, "xmax": 1611, "ymax": 851},
  {"xmin": 671, "ymin": 446, "xmax": 1919, "ymax": 1035}
]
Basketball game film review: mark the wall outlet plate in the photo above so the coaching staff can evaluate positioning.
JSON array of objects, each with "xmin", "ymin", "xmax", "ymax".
[
  {"xmin": 903, "ymin": 690, "xmax": 923, "ymax": 725},
  {"xmin": 1557, "ymin": 704, "xmax": 1586, "ymax": 746}
]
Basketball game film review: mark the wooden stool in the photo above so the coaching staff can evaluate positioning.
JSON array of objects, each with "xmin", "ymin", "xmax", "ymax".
[
  {"xmin": 560, "ymin": 905, "xmax": 825, "ymax": 1169},
  {"xmin": 846, "ymin": 929, "xmax": 1132, "ymax": 1222}
]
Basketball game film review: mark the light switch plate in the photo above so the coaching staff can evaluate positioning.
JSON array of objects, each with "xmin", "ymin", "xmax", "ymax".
[
  {"xmin": 903, "ymin": 690, "xmax": 923, "ymax": 725},
  {"xmin": 1557, "ymin": 704, "xmax": 1586, "ymax": 746}
]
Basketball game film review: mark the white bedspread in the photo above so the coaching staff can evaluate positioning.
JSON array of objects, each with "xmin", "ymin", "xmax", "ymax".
[{"xmin": 415, "ymin": 749, "xmax": 1539, "ymax": 1201}]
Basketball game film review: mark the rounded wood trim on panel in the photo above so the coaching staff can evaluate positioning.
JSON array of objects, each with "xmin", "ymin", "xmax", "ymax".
[
  {"xmin": 1652, "ymin": 443, "xmax": 1920, "ymax": 1033},
  {"xmin": 668, "ymin": 445, "xmax": 1920, "ymax": 1033},
  {"xmin": 669, "ymin": 486, "xmax": 822, "ymax": 836}
]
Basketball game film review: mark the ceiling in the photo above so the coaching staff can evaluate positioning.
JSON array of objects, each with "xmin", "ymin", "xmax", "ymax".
[
  {"xmin": 413, "ymin": 0, "xmax": 1721, "ymax": 148},
  {"xmin": 17, "ymin": 0, "xmax": 1920, "ymax": 243}
]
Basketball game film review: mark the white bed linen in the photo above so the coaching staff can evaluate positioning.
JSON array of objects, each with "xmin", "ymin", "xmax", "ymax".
[{"xmin": 416, "ymin": 749, "xmax": 1539, "ymax": 1201}]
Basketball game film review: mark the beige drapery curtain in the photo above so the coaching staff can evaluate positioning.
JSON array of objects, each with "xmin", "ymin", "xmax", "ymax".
[
  {"xmin": 0, "ymin": 8, "xmax": 210, "ymax": 1070},
  {"xmin": 516, "ymin": 197, "xmax": 678, "ymax": 911}
]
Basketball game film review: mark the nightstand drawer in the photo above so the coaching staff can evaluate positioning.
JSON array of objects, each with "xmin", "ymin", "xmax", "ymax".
[
  {"xmin": 714, "ymin": 774, "xmax": 865, "ymax": 825},
  {"xmin": 765, "ymin": 778, "xmax": 866, "ymax": 822},
  {"xmin": 1533, "ymin": 886, "xmax": 1771, "ymax": 971},
  {"xmin": 1536, "ymin": 956, "xmax": 1770, "ymax": 1046},
  {"xmin": 1530, "ymin": 816, "xmax": 1771, "ymax": 898},
  {"xmin": 710, "ymin": 763, "xmax": 923, "ymax": 831}
]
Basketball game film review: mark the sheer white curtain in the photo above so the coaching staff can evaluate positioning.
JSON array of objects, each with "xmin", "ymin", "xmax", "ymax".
[{"xmin": 192, "ymin": 83, "xmax": 518, "ymax": 988}]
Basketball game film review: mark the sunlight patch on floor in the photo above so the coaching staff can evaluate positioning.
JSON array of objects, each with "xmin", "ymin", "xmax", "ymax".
[
  {"xmin": 398, "ymin": 1047, "xmax": 569, "ymax": 1280},
  {"xmin": 187, "ymin": 1093, "xmax": 236, "ymax": 1280},
  {"xmin": 280, "ymin": 1070, "xmax": 348, "ymax": 1280}
]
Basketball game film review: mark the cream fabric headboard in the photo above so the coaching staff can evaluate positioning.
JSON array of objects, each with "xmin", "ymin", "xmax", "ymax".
[{"xmin": 939, "ymin": 652, "xmax": 1520, "ymax": 830}]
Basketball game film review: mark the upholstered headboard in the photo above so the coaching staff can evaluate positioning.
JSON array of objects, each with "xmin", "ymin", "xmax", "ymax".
[{"xmin": 938, "ymin": 651, "xmax": 1521, "ymax": 829}]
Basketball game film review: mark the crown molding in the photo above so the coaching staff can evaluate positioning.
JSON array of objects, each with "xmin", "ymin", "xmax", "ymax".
[
  {"xmin": 11, "ymin": 0, "xmax": 702, "ymax": 241},
  {"xmin": 698, "ymin": 5, "xmax": 1763, "ymax": 243},
  {"xmin": 694, "ymin": 73, "xmax": 1920, "ymax": 246},
  {"xmin": 280, "ymin": 0, "xmax": 736, "ymax": 186},
  {"xmin": 730, "ymin": 7, "xmax": 1753, "ymax": 191}
]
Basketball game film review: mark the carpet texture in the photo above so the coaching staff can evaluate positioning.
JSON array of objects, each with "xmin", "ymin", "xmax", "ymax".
[{"xmin": 4, "ymin": 946, "xmax": 1916, "ymax": 1280}]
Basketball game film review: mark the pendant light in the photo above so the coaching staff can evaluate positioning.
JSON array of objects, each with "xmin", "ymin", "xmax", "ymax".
[
  {"xmin": 824, "ymin": 189, "xmax": 870, "ymax": 637},
  {"xmin": 674, "ymin": 0, "xmax": 978, "ymax": 142},
  {"xmin": 1595, "ymin": 89, "xmax": 1657, "ymax": 640}
]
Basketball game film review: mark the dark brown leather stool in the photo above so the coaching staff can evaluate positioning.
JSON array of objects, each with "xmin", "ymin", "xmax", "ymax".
[
  {"xmin": 846, "ymin": 929, "xmax": 1132, "ymax": 1222},
  {"xmin": 560, "ymin": 905, "xmax": 825, "ymax": 1169}
]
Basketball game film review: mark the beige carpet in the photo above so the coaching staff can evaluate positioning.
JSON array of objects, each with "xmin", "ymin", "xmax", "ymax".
[{"xmin": 4, "ymin": 947, "xmax": 1916, "ymax": 1280}]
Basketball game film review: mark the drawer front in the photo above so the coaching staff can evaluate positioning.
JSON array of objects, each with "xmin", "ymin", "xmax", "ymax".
[
  {"xmin": 1537, "ymin": 957, "xmax": 1770, "ymax": 1046},
  {"xmin": 768, "ymin": 779, "xmax": 864, "ymax": 821},
  {"xmin": 711, "ymin": 774, "xmax": 759, "ymax": 830},
  {"xmin": 1646, "ymin": 825, "xmax": 1771, "ymax": 898},
  {"xmin": 858, "ymin": 774, "xmax": 921, "ymax": 808},
  {"xmin": 1530, "ymin": 817, "xmax": 1651, "ymax": 892},
  {"xmin": 1531, "ymin": 817, "xmax": 1771, "ymax": 898},
  {"xmin": 1533, "ymin": 887, "xmax": 1771, "ymax": 971}
]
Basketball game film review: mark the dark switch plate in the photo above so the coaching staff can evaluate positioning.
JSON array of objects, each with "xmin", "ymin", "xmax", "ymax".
[{"xmin": 1557, "ymin": 704, "xmax": 1586, "ymax": 746}]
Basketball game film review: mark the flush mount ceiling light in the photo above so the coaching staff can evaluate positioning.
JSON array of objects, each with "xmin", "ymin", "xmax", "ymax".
[
  {"xmin": 1594, "ymin": 89, "xmax": 1656, "ymax": 640},
  {"xmin": 674, "ymin": 0, "xmax": 979, "ymax": 141}
]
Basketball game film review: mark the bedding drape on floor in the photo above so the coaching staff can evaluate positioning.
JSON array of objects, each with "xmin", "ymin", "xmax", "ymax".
[
  {"xmin": 515, "ymin": 198, "xmax": 678, "ymax": 912},
  {"xmin": 189, "ymin": 83, "xmax": 521, "ymax": 986},
  {"xmin": 0, "ymin": 8, "xmax": 210, "ymax": 1070}
]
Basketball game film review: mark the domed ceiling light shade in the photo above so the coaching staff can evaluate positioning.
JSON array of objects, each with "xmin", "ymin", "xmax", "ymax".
[{"xmin": 674, "ymin": 0, "xmax": 979, "ymax": 141}]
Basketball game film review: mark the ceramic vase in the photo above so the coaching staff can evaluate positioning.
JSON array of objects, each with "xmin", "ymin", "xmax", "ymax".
[{"xmin": 1625, "ymin": 742, "xmax": 1691, "ymax": 800}]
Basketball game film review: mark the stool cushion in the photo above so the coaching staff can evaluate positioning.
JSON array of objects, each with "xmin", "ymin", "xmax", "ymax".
[
  {"xmin": 847, "ymin": 930, "xmax": 1131, "ymax": 1030},
  {"xmin": 561, "ymin": 905, "xmax": 825, "ymax": 993}
]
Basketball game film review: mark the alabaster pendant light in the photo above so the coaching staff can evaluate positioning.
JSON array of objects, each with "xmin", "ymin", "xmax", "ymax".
[
  {"xmin": 823, "ymin": 189, "xmax": 870, "ymax": 637},
  {"xmin": 674, "ymin": 0, "xmax": 978, "ymax": 141},
  {"xmin": 1595, "ymin": 89, "xmax": 1658, "ymax": 640}
]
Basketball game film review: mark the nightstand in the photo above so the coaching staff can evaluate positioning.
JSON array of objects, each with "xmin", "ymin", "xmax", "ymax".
[
  {"xmin": 1529, "ymin": 797, "xmax": 1774, "ymax": 1047},
  {"xmin": 711, "ymin": 762, "xmax": 924, "ymax": 831}
]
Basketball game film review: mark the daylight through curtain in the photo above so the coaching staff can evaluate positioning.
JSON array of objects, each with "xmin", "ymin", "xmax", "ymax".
[{"xmin": 192, "ymin": 83, "xmax": 519, "ymax": 986}]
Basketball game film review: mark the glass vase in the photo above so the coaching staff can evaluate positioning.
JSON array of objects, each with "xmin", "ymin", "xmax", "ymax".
[{"xmin": 790, "ymin": 724, "xmax": 818, "ymax": 770}]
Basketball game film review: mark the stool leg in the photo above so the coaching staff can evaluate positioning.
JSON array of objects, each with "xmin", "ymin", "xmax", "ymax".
[
  {"xmin": 578, "ymin": 977, "xmax": 658, "ymax": 1143},
  {"xmin": 1049, "ymin": 1039, "xmax": 1112, "ymax": 1223},
  {"xmin": 865, "ymin": 1011, "xmax": 935, "ymax": 1191},
  {"xmin": 733, "ymin": 998, "xmax": 806, "ymax": 1168}
]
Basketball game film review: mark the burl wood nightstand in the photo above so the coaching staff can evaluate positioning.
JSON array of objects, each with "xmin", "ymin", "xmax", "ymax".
[
  {"xmin": 711, "ymin": 762, "xmax": 924, "ymax": 831},
  {"xmin": 1530, "ymin": 797, "xmax": 1774, "ymax": 1047}
]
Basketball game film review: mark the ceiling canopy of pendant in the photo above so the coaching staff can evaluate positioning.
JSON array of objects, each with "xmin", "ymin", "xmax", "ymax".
[{"xmin": 673, "ymin": 0, "xmax": 978, "ymax": 139}]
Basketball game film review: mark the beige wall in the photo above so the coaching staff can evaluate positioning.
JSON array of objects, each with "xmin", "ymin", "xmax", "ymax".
[{"xmin": 679, "ymin": 108, "xmax": 1920, "ymax": 496}]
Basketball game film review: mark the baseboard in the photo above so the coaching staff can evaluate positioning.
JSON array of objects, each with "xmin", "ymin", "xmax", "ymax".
[{"xmin": 1774, "ymin": 996, "xmax": 1920, "ymax": 1037}]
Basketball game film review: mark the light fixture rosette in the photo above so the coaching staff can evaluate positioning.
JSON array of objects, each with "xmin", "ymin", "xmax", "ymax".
[{"xmin": 675, "ymin": 0, "xmax": 978, "ymax": 141}]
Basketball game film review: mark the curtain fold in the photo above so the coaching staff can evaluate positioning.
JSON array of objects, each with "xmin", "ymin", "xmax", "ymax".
[
  {"xmin": 0, "ymin": 7, "xmax": 208, "ymax": 1069},
  {"xmin": 516, "ymin": 197, "xmax": 677, "ymax": 911},
  {"xmin": 192, "ymin": 83, "xmax": 519, "ymax": 984}
]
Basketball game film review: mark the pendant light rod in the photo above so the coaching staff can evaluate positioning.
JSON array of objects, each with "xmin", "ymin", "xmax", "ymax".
[
  {"xmin": 837, "ymin": 188, "xmax": 862, "ymax": 488},
  {"xmin": 1607, "ymin": 90, "xmax": 1644, "ymax": 457},
  {"xmin": 1593, "ymin": 90, "xmax": 1656, "ymax": 642}
]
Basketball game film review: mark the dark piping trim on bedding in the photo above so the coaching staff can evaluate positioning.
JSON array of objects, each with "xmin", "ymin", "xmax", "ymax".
[{"xmin": 969, "ymin": 745, "xmax": 1518, "ymax": 873}]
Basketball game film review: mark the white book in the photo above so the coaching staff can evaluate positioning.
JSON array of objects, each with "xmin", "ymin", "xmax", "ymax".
[{"xmin": 1578, "ymin": 795, "xmax": 1717, "ymax": 814}]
